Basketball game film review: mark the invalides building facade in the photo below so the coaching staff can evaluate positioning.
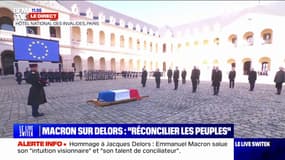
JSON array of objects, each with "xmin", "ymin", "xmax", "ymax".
[{"xmin": 0, "ymin": 0, "xmax": 285, "ymax": 83}]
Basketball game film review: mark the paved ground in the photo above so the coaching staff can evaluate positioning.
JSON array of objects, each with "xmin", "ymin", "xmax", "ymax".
[{"xmin": 0, "ymin": 77, "xmax": 285, "ymax": 138}]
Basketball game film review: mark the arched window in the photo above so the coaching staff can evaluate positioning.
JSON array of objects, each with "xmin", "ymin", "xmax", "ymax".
[
  {"xmin": 99, "ymin": 31, "xmax": 105, "ymax": 45},
  {"xmin": 0, "ymin": 17, "xmax": 14, "ymax": 31},
  {"xmin": 0, "ymin": 8, "xmax": 14, "ymax": 31},
  {"xmin": 162, "ymin": 43, "xmax": 167, "ymax": 53},
  {"xmin": 228, "ymin": 34, "xmax": 237, "ymax": 47},
  {"xmin": 110, "ymin": 33, "xmax": 115, "ymax": 47},
  {"xmin": 261, "ymin": 29, "xmax": 273, "ymax": 44},
  {"xmin": 120, "ymin": 35, "xmax": 124, "ymax": 48},
  {"xmin": 50, "ymin": 26, "xmax": 61, "ymax": 38},
  {"xmin": 243, "ymin": 32, "xmax": 254, "ymax": 46}
]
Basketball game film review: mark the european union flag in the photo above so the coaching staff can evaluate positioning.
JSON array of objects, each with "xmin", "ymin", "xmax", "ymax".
[{"xmin": 13, "ymin": 35, "xmax": 60, "ymax": 62}]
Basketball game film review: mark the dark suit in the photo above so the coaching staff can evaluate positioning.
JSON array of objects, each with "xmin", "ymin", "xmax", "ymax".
[
  {"xmin": 181, "ymin": 70, "xmax": 187, "ymax": 84},
  {"xmin": 274, "ymin": 70, "xmax": 285, "ymax": 94},
  {"xmin": 191, "ymin": 69, "xmax": 200, "ymax": 92},
  {"xmin": 248, "ymin": 71, "xmax": 257, "ymax": 91},
  {"xmin": 228, "ymin": 70, "xmax": 236, "ymax": 88},
  {"xmin": 153, "ymin": 71, "xmax": 162, "ymax": 88},
  {"xmin": 173, "ymin": 69, "xmax": 180, "ymax": 90},
  {"xmin": 141, "ymin": 70, "xmax": 148, "ymax": 87},
  {"xmin": 167, "ymin": 69, "xmax": 173, "ymax": 83},
  {"xmin": 212, "ymin": 69, "xmax": 222, "ymax": 95},
  {"xmin": 26, "ymin": 71, "xmax": 47, "ymax": 116}
]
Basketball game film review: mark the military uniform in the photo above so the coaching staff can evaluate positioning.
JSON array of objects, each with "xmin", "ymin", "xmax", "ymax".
[{"xmin": 15, "ymin": 72, "xmax": 22, "ymax": 85}]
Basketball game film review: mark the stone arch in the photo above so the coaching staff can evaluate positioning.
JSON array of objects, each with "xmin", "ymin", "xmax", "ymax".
[
  {"xmin": 0, "ymin": 7, "xmax": 14, "ymax": 31},
  {"xmin": 110, "ymin": 58, "xmax": 116, "ymax": 71},
  {"xmin": 73, "ymin": 55, "xmax": 82, "ymax": 72},
  {"xmin": 242, "ymin": 58, "xmax": 252, "ymax": 75},
  {"xmin": 87, "ymin": 56, "xmax": 94, "ymax": 71},
  {"xmin": 110, "ymin": 33, "xmax": 115, "ymax": 47},
  {"xmin": 120, "ymin": 58, "xmax": 125, "ymax": 71},
  {"xmin": 1, "ymin": 50, "xmax": 14, "ymax": 75},
  {"xmin": 99, "ymin": 31, "xmax": 105, "ymax": 45},
  {"xmin": 99, "ymin": 57, "xmax": 106, "ymax": 70},
  {"xmin": 87, "ymin": 28, "xmax": 93, "ymax": 43},
  {"xmin": 261, "ymin": 28, "xmax": 273, "ymax": 44},
  {"xmin": 227, "ymin": 58, "xmax": 236, "ymax": 68},
  {"xmin": 71, "ymin": 27, "xmax": 81, "ymax": 42},
  {"xmin": 259, "ymin": 57, "xmax": 271, "ymax": 75}
]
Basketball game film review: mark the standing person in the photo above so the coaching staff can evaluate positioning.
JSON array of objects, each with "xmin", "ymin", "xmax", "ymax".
[
  {"xmin": 228, "ymin": 67, "xmax": 236, "ymax": 88},
  {"xmin": 79, "ymin": 71, "xmax": 83, "ymax": 80},
  {"xmin": 167, "ymin": 67, "xmax": 173, "ymax": 83},
  {"xmin": 26, "ymin": 64, "xmax": 47, "ymax": 117},
  {"xmin": 153, "ymin": 68, "xmax": 162, "ymax": 88},
  {"xmin": 181, "ymin": 68, "xmax": 187, "ymax": 84},
  {"xmin": 15, "ymin": 71, "xmax": 22, "ymax": 85},
  {"xmin": 191, "ymin": 66, "xmax": 200, "ymax": 93},
  {"xmin": 274, "ymin": 67, "xmax": 285, "ymax": 95},
  {"xmin": 248, "ymin": 68, "xmax": 257, "ymax": 91},
  {"xmin": 24, "ymin": 68, "xmax": 30, "ymax": 83},
  {"xmin": 141, "ymin": 67, "xmax": 148, "ymax": 87},
  {"xmin": 173, "ymin": 66, "xmax": 180, "ymax": 90},
  {"xmin": 212, "ymin": 66, "xmax": 222, "ymax": 96}
]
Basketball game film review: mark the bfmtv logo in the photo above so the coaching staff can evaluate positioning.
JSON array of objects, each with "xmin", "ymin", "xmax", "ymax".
[{"xmin": 19, "ymin": 125, "xmax": 34, "ymax": 137}]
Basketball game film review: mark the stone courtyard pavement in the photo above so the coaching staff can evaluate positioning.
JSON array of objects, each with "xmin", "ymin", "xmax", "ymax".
[{"xmin": 0, "ymin": 77, "xmax": 285, "ymax": 138}]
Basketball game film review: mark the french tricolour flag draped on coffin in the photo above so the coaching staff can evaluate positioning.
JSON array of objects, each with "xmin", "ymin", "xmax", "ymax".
[{"xmin": 98, "ymin": 89, "xmax": 140, "ymax": 102}]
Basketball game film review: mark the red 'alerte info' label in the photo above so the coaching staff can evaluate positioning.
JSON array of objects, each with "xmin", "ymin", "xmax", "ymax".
[{"xmin": 27, "ymin": 12, "xmax": 58, "ymax": 20}]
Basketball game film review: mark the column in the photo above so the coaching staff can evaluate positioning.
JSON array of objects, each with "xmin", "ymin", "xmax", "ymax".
[{"xmin": 80, "ymin": 27, "xmax": 87, "ymax": 46}]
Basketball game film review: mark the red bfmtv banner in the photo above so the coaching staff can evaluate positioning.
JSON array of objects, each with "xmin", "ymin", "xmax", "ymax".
[{"xmin": 27, "ymin": 12, "xmax": 58, "ymax": 21}]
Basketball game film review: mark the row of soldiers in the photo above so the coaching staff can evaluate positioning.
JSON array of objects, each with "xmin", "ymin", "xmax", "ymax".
[
  {"xmin": 84, "ymin": 70, "xmax": 117, "ymax": 81},
  {"xmin": 15, "ymin": 68, "xmax": 75, "ymax": 85},
  {"xmin": 141, "ymin": 66, "xmax": 285, "ymax": 96},
  {"xmin": 121, "ymin": 71, "xmax": 141, "ymax": 78}
]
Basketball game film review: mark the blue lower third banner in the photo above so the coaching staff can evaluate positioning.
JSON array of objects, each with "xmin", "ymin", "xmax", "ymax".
[
  {"xmin": 234, "ymin": 138, "xmax": 285, "ymax": 160},
  {"xmin": 13, "ymin": 124, "xmax": 234, "ymax": 138}
]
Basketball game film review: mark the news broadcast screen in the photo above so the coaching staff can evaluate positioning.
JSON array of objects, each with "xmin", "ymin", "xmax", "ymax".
[{"xmin": 0, "ymin": 0, "xmax": 285, "ymax": 160}]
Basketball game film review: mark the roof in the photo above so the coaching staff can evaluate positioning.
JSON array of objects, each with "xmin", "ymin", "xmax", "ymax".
[{"xmin": 57, "ymin": 0, "xmax": 159, "ymax": 31}]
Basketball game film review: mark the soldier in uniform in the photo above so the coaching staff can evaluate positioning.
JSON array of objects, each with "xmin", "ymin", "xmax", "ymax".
[
  {"xmin": 47, "ymin": 70, "xmax": 53, "ymax": 83},
  {"xmin": 141, "ymin": 67, "xmax": 148, "ymax": 87},
  {"xmin": 211, "ymin": 66, "xmax": 222, "ymax": 96},
  {"xmin": 181, "ymin": 68, "xmax": 187, "ymax": 84},
  {"xmin": 24, "ymin": 68, "xmax": 30, "ymax": 83},
  {"xmin": 79, "ymin": 71, "xmax": 83, "ymax": 80},
  {"xmin": 15, "ymin": 71, "xmax": 23, "ymax": 85},
  {"xmin": 26, "ymin": 64, "xmax": 46, "ymax": 117},
  {"xmin": 248, "ymin": 68, "xmax": 257, "ymax": 91},
  {"xmin": 167, "ymin": 67, "xmax": 173, "ymax": 83},
  {"xmin": 153, "ymin": 68, "xmax": 162, "ymax": 88},
  {"xmin": 228, "ymin": 68, "xmax": 236, "ymax": 88},
  {"xmin": 191, "ymin": 66, "xmax": 200, "ymax": 93},
  {"xmin": 274, "ymin": 67, "xmax": 285, "ymax": 95},
  {"xmin": 173, "ymin": 66, "xmax": 180, "ymax": 90}
]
